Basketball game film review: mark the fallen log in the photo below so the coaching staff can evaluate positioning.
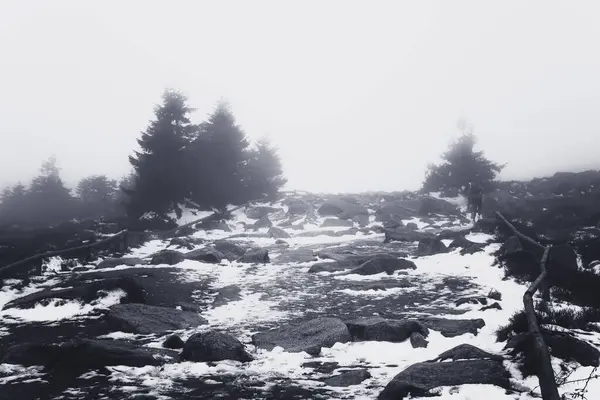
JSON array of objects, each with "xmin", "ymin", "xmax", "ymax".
[{"xmin": 497, "ymin": 212, "xmax": 560, "ymax": 400}]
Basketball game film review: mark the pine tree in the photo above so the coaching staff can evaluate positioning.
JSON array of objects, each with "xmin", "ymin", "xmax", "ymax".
[
  {"xmin": 76, "ymin": 175, "xmax": 118, "ymax": 219},
  {"xmin": 186, "ymin": 102, "xmax": 250, "ymax": 209},
  {"xmin": 422, "ymin": 123, "xmax": 505, "ymax": 196},
  {"xmin": 243, "ymin": 138, "xmax": 287, "ymax": 201},
  {"xmin": 28, "ymin": 157, "xmax": 76, "ymax": 226},
  {"xmin": 126, "ymin": 89, "xmax": 196, "ymax": 217}
]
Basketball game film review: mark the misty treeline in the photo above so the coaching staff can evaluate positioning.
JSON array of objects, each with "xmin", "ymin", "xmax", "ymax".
[
  {"xmin": 0, "ymin": 90, "xmax": 286, "ymax": 229},
  {"xmin": 421, "ymin": 122, "xmax": 505, "ymax": 196}
]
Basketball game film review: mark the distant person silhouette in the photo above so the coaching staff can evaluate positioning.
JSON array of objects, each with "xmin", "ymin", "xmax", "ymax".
[{"xmin": 467, "ymin": 181, "xmax": 484, "ymax": 222}]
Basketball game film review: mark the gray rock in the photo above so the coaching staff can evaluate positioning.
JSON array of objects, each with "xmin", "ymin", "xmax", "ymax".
[
  {"xmin": 448, "ymin": 236, "xmax": 485, "ymax": 255},
  {"xmin": 416, "ymin": 238, "xmax": 448, "ymax": 256},
  {"xmin": 384, "ymin": 228, "xmax": 436, "ymax": 243},
  {"xmin": 548, "ymin": 244, "xmax": 578, "ymax": 273},
  {"xmin": 417, "ymin": 317, "xmax": 485, "ymax": 337},
  {"xmin": 318, "ymin": 199, "xmax": 369, "ymax": 219},
  {"xmin": 184, "ymin": 248, "xmax": 224, "ymax": 264},
  {"xmin": 236, "ymin": 249, "xmax": 270, "ymax": 264},
  {"xmin": 268, "ymin": 226, "xmax": 291, "ymax": 239},
  {"xmin": 473, "ymin": 217, "xmax": 499, "ymax": 234},
  {"xmin": 501, "ymin": 236, "xmax": 522, "ymax": 257},
  {"xmin": 294, "ymin": 230, "xmax": 337, "ymax": 238},
  {"xmin": 96, "ymin": 257, "xmax": 147, "ymax": 270},
  {"xmin": 378, "ymin": 359, "xmax": 510, "ymax": 399},
  {"xmin": 405, "ymin": 222, "xmax": 418, "ymax": 231},
  {"xmin": 431, "ymin": 344, "xmax": 503, "ymax": 362},
  {"xmin": 212, "ymin": 241, "xmax": 249, "ymax": 261},
  {"xmin": 417, "ymin": 197, "xmax": 460, "ymax": 216},
  {"xmin": 352, "ymin": 214, "xmax": 370, "ymax": 227},
  {"xmin": 410, "ymin": 332, "xmax": 429, "ymax": 348},
  {"xmin": 324, "ymin": 369, "xmax": 371, "ymax": 387},
  {"xmin": 246, "ymin": 206, "xmax": 281, "ymax": 219},
  {"xmin": 321, "ymin": 218, "xmax": 354, "ymax": 228},
  {"xmin": 346, "ymin": 317, "xmax": 429, "ymax": 342},
  {"xmin": 252, "ymin": 317, "xmax": 351, "ymax": 356},
  {"xmin": 347, "ymin": 258, "xmax": 417, "ymax": 276},
  {"xmin": 286, "ymin": 199, "xmax": 309, "ymax": 215},
  {"xmin": 212, "ymin": 285, "xmax": 242, "ymax": 307},
  {"xmin": 106, "ymin": 304, "xmax": 207, "ymax": 334},
  {"xmin": 163, "ymin": 334, "xmax": 185, "ymax": 349},
  {"xmin": 488, "ymin": 289, "xmax": 502, "ymax": 301},
  {"xmin": 253, "ymin": 216, "xmax": 273, "ymax": 230},
  {"xmin": 274, "ymin": 249, "xmax": 317, "ymax": 264},
  {"xmin": 150, "ymin": 250, "xmax": 185, "ymax": 266},
  {"xmin": 182, "ymin": 331, "xmax": 253, "ymax": 362}
]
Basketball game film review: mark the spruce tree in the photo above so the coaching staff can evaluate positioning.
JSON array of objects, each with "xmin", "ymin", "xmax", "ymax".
[
  {"xmin": 126, "ymin": 90, "xmax": 196, "ymax": 217},
  {"xmin": 422, "ymin": 127, "xmax": 505, "ymax": 196},
  {"xmin": 243, "ymin": 138, "xmax": 287, "ymax": 201},
  {"xmin": 187, "ymin": 102, "xmax": 250, "ymax": 209}
]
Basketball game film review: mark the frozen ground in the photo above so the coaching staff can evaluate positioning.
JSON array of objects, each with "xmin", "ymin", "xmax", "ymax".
[{"xmin": 1, "ymin": 198, "xmax": 599, "ymax": 400}]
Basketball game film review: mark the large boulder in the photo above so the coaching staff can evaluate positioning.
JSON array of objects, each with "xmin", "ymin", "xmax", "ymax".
[
  {"xmin": 448, "ymin": 235, "xmax": 485, "ymax": 255},
  {"xmin": 384, "ymin": 228, "xmax": 436, "ymax": 243},
  {"xmin": 417, "ymin": 197, "xmax": 460, "ymax": 217},
  {"xmin": 347, "ymin": 258, "xmax": 416, "ymax": 276},
  {"xmin": 150, "ymin": 250, "xmax": 185, "ymax": 266},
  {"xmin": 345, "ymin": 317, "xmax": 429, "ymax": 342},
  {"xmin": 416, "ymin": 238, "xmax": 448, "ymax": 256},
  {"xmin": 318, "ymin": 199, "xmax": 369, "ymax": 219},
  {"xmin": 1, "ymin": 339, "xmax": 170, "ymax": 372},
  {"xmin": 106, "ymin": 303, "xmax": 207, "ymax": 334},
  {"xmin": 181, "ymin": 331, "xmax": 252, "ymax": 363},
  {"xmin": 96, "ymin": 257, "xmax": 147, "ymax": 270},
  {"xmin": 286, "ymin": 199, "xmax": 309, "ymax": 215},
  {"xmin": 274, "ymin": 249, "xmax": 317, "ymax": 264},
  {"xmin": 212, "ymin": 285, "xmax": 242, "ymax": 307},
  {"xmin": 184, "ymin": 247, "xmax": 225, "ymax": 264},
  {"xmin": 375, "ymin": 202, "xmax": 416, "ymax": 221},
  {"xmin": 253, "ymin": 216, "xmax": 273, "ymax": 230},
  {"xmin": 268, "ymin": 226, "xmax": 291, "ymax": 239},
  {"xmin": 378, "ymin": 359, "xmax": 510, "ymax": 399},
  {"xmin": 246, "ymin": 206, "xmax": 281, "ymax": 220},
  {"xmin": 252, "ymin": 317, "xmax": 352, "ymax": 356},
  {"xmin": 417, "ymin": 317, "xmax": 485, "ymax": 337},
  {"xmin": 352, "ymin": 214, "xmax": 370, "ymax": 227},
  {"xmin": 324, "ymin": 369, "xmax": 372, "ymax": 387},
  {"xmin": 236, "ymin": 249, "xmax": 270, "ymax": 264},
  {"xmin": 212, "ymin": 240, "xmax": 249, "ymax": 261},
  {"xmin": 321, "ymin": 218, "xmax": 354, "ymax": 228}
]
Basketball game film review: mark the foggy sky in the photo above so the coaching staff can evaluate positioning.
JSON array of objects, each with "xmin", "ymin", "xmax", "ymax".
[{"xmin": 1, "ymin": 0, "xmax": 599, "ymax": 194}]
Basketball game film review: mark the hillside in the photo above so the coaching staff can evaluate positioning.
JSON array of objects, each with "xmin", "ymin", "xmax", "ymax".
[{"xmin": 0, "ymin": 176, "xmax": 600, "ymax": 399}]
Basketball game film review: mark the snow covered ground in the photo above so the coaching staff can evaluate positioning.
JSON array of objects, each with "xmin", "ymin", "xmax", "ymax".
[{"xmin": 1, "ymin": 197, "xmax": 599, "ymax": 399}]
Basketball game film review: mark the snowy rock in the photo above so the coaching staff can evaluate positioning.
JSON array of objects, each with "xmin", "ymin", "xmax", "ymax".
[
  {"xmin": 405, "ymin": 222, "xmax": 418, "ymax": 230},
  {"xmin": 431, "ymin": 344, "xmax": 503, "ymax": 362},
  {"xmin": 285, "ymin": 199, "xmax": 309, "ymax": 215},
  {"xmin": 106, "ymin": 303, "xmax": 207, "ymax": 334},
  {"xmin": 268, "ymin": 226, "xmax": 291, "ymax": 239},
  {"xmin": 252, "ymin": 317, "xmax": 351, "ymax": 356},
  {"xmin": 378, "ymin": 359, "xmax": 510, "ymax": 400},
  {"xmin": 409, "ymin": 332, "xmax": 429, "ymax": 348},
  {"xmin": 455, "ymin": 296, "xmax": 488, "ymax": 306},
  {"xmin": 488, "ymin": 288, "xmax": 502, "ymax": 301},
  {"xmin": 384, "ymin": 228, "xmax": 436, "ymax": 243},
  {"xmin": 346, "ymin": 258, "xmax": 416, "ymax": 276},
  {"xmin": 182, "ymin": 331, "xmax": 252, "ymax": 362},
  {"xmin": 448, "ymin": 236, "xmax": 485, "ymax": 255},
  {"xmin": 417, "ymin": 197, "xmax": 460, "ymax": 216},
  {"xmin": 345, "ymin": 317, "xmax": 429, "ymax": 343},
  {"xmin": 352, "ymin": 214, "xmax": 370, "ymax": 227},
  {"xmin": 1, "ymin": 339, "xmax": 170, "ymax": 371},
  {"xmin": 3, "ymin": 276, "xmax": 145, "ymax": 310},
  {"xmin": 416, "ymin": 238, "xmax": 448, "ymax": 256},
  {"xmin": 150, "ymin": 250, "xmax": 185, "ymax": 266},
  {"xmin": 184, "ymin": 247, "xmax": 225, "ymax": 263},
  {"xmin": 253, "ymin": 216, "xmax": 273, "ymax": 230},
  {"xmin": 417, "ymin": 317, "xmax": 485, "ymax": 337},
  {"xmin": 245, "ymin": 206, "xmax": 280, "ymax": 220},
  {"xmin": 236, "ymin": 249, "xmax": 269, "ymax": 264},
  {"xmin": 212, "ymin": 285, "xmax": 242, "ymax": 307},
  {"xmin": 163, "ymin": 334, "xmax": 185, "ymax": 349},
  {"xmin": 95, "ymin": 257, "xmax": 147, "ymax": 270},
  {"xmin": 318, "ymin": 199, "xmax": 369, "ymax": 219},
  {"xmin": 212, "ymin": 240, "xmax": 249, "ymax": 261},
  {"xmin": 320, "ymin": 218, "xmax": 354, "ymax": 228},
  {"xmin": 324, "ymin": 369, "xmax": 371, "ymax": 387},
  {"xmin": 274, "ymin": 249, "xmax": 317, "ymax": 264}
]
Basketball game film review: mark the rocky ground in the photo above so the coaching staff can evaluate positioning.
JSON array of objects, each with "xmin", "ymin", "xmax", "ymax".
[{"xmin": 1, "ymin": 192, "xmax": 600, "ymax": 399}]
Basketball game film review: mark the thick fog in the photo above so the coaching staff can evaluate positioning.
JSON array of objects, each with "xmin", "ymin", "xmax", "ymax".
[{"xmin": 1, "ymin": 0, "xmax": 599, "ymax": 193}]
